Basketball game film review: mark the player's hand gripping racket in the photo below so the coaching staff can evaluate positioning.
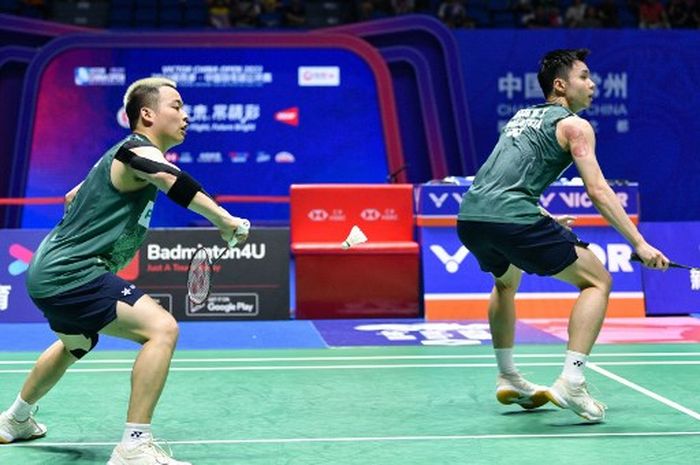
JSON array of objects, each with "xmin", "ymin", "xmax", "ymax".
[
  {"xmin": 630, "ymin": 253, "xmax": 699, "ymax": 271},
  {"xmin": 187, "ymin": 219, "xmax": 250, "ymax": 305}
]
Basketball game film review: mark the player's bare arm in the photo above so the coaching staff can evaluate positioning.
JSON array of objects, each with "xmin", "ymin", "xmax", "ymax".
[{"xmin": 557, "ymin": 117, "xmax": 668, "ymax": 269}]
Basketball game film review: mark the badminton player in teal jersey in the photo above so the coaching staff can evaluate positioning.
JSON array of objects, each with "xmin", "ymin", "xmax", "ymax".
[
  {"xmin": 458, "ymin": 49, "xmax": 669, "ymax": 422},
  {"xmin": 0, "ymin": 77, "xmax": 249, "ymax": 464}
]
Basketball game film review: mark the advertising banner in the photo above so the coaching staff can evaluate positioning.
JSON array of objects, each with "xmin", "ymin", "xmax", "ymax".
[
  {"xmin": 0, "ymin": 229, "xmax": 48, "ymax": 323},
  {"xmin": 132, "ymin": 228, "xmax": 290, "ymax": 321},
  {"xmin": 416, "ymin": 180, "xmax": 639, "ymax": 226},
  {"xmin": 18, "ymin": 38, "xmax": 391, "ymax": 227},
  {"xmin": 639, "ymin": 222, "xmax": 700, "ymax": 315},
  {"xmin": 420, "ymin": 225, "xmax": 644, "ymax": 319},
  {"xmin": 0, "ymin": 228, "xmax": 290, "ymax": 323},
  {"xmin": 454, "ymin": 29, "xmax": 700, "ymax": 222}
]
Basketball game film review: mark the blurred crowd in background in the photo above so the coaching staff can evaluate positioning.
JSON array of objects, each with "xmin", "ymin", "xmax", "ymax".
[{"xmin": 1, "ymin": 0, "xmax": 698, "ymax": 30}]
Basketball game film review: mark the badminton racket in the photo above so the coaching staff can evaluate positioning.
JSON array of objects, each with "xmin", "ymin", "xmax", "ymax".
[
  {"xmin": 630, "ymin": 252, "xmax": 699, "ymax": 271},
  {"xmin": 187, "ymin": 219, "xmax": 250, "ymax": 305}
]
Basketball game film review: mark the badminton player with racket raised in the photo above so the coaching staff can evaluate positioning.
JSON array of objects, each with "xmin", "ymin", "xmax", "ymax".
[
  {"xmin": 0, "ymin": 77, "xmax": 246, "ymax": 465},
  {"xmin": 457, "ymin": 49, "xmax": 669, "ymax": 423}
]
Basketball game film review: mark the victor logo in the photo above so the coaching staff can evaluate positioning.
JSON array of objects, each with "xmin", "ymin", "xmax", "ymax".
[
  {"xmin": 428, "ymin": 192, "xmax": 463, "ymax": 209},
  {"xmin": 430, "ymin": 245, "xmax": 470, "ymax": 273}
]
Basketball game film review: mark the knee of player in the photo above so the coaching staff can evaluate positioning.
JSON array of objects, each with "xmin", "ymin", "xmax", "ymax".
[
  {"xmin": 156, "ymin": 316, "xmax": 180, "ymax": 345},
  {"xmin": 494, "ymin": 279, "xmax": 518, "ymax": 294},
  {"xmin": 591, "ymin": 270, "xmax": 612, "ymax": 294},
  {"xmin": 60, "ymin": 333, "xmax": 99, "ymax": 360}
]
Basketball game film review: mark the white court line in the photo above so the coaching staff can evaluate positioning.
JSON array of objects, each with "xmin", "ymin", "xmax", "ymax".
[
  {"xmin": 0, "ymin": 351, "xmax": 699, "ymax": 365},
  {"xmin": 589, "ymin": 363, "xmax": 700, "ymax": 421},
  {"xmin": 6, "ymin": 431, "xmax": 700, "ymax": 448},
  {"xmin": 3, "ymin": 360, "xmax": 700, "ymax": 374},
  {"xmin": 588, "ymin": 361, "xmax": 700, "ymax": 366}
]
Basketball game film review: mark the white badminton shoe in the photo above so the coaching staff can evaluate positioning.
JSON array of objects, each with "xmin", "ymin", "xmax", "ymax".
[
  {"xmin": 496, "ymin": 372, "xmax": 549, "ymax": 409},
  {"xmin": 0, "ymin": 410, "xmax": 47, "ymax": 443},
  {"xmin": 546, "ymin": 376, "xmax": 607, "ymax": 422},
  {"xmin": 108, "ymin": 440, "xmax": 192, "ymax": 465}
]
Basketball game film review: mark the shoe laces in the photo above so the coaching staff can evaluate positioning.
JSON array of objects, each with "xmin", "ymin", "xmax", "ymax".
[
  {"xmin": 572, "ymin": 381, "xmax": 607, "ymax": 412},
  {"xmin": 140, "ymin": 438, "xmax": 175, "ymax": 462}
]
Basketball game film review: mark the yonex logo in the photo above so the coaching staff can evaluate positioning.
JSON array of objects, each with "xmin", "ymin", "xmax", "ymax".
[
  {"xmin": 130, "ymin": 431, "xmax": 143, "ymax": 439},
  {"xmin": 572, "ymin": 360, "xmax": 584, "ymax": 367},
  {"xmin": 430, "ymin": 245, "xmax": 470, "ymax": 273},
  {"xmin": 7, "ymin": 244, "xmax": 34, "ymax": 276},
  {"xmin": 308, "ymin": 209, "xmax": 329, "ymax": 222},
  {"xmin": 360, "ymin": 209, "xmax": 382, "ymax": 221}
]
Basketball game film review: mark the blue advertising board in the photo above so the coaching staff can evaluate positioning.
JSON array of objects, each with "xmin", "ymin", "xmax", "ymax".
[
  {"xmin": 454, "ymin": 30, "xmax": 700, "ymax": 222},
  {"xmin": 639, "ymin": 222, "xmax": 700, "ymax": 315},
  {"xmin": 416, "ymin": 180, "xmax": 639, "ymax": 226},
  {"xmin": 419, "ymin": 222, "xmax": 644, "ymax": 319},
  {"xmin": 0, "ymin": 229, "xmax": 47, "ymax": 323},
  {"xmin": 13, "ymin": 34, "xmax": 401, "ymax": 228}
]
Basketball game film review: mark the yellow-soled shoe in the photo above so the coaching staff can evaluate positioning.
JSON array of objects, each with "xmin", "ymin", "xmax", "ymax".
[{"xmin": 496, "ymin": 373, "xmax": 549, "ymax": 410}]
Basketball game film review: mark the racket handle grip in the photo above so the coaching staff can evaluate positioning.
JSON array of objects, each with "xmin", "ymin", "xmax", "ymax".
[{"xmin": 630, "ymin": 252, "xmax": 642, "ymax": 263}]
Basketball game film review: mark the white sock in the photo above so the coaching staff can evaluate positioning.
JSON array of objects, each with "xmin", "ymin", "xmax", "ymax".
[
  {"xmin": 561, "ymin": 350, "xmax": 588, "ymax": 384},
  {"xmin": 121, "ymin": 423, "xmax": 152, "ymax": 448},
  {"xmin": 494, "ymin": 348, "xmax": 517, "ymax": 375},
  {"xmin": 7, "ymin": 394, "xmax": 34, "ymax": 422}
]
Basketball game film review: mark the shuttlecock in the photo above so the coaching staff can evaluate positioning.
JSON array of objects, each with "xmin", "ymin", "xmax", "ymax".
[
  {"xmin": 228, "ymin": 219, "xmax": 251, "ymax": 247},
  {"xmin": 342, "ymin": 225, "xmax": 368, "ymax": 249}
]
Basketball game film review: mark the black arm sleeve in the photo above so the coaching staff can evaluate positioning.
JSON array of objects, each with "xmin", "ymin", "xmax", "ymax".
[
  {"xmin": 114, "ymin": 139, "xmax": 204, "ymax": 207},
  {"xmin": 114, "ymin": 141, "xmax": 180, "ymax": 176}
]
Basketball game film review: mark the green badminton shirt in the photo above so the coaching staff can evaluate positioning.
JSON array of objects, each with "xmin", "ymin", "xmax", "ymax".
[
  {"xmin": 26, "ymin": 134, "xmax": 158, "ymax": 298},
  {"xmin": 458, "ymin": 103, "xmax": 576, "ymax": 224}
]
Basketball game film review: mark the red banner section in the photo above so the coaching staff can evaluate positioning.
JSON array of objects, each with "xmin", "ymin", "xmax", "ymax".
[{"xmin": 290, "ymin": 184, "xmax": 419, "ymax": 319}]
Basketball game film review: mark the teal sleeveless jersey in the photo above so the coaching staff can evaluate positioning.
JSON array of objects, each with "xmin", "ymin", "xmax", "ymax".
[
  {"xmin": 26, "ymin": 134, "xmax": 158, "ymax": 298},
  {"xmin": 458, "ymin": 103, "xmax": 577, "ymax": 224}
]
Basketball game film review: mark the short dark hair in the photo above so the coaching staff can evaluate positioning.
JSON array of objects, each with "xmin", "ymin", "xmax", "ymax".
[
  {"xmin": 537, "ymin": 49, "xmax": 590, "ymax": 98},
  {"xmin": 123, "ymin": 77, "xmax": 177, "ymax": 130}
]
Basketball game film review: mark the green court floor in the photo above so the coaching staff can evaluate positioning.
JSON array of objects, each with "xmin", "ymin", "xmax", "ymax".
[{"xmin": 1, "ymin": 344, "xmax": 700, "ymax": 465}]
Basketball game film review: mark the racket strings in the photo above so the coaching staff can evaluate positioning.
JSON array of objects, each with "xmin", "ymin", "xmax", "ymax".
[{"xmin": 188, "ymin": 249, "xmax": 212, "ymax": 305}]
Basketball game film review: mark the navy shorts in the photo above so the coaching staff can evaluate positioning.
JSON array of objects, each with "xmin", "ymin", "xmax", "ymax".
[
  {"xmin": 457, "ymin": 216, "xmax": 588, "ymax": 278},
  {"xmin": 30, "ymin": 273, "xmax": 146, "ymax": 336}
]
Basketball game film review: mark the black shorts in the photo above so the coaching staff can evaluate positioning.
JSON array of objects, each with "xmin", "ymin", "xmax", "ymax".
[
  {"xmin": 30, "ymin": 273, "xmax": 146, "ymax": 336},
  {"xmin": 456, "ymin": 216, "xmax": 588, "ymax": 278}
]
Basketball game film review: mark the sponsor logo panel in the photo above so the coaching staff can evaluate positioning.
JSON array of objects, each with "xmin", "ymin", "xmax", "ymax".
[
  {"xmin": 186, "ymin": 293, "xmax": 259, "ymax": 317},
  {"xmin": 74, "ymin": 67, "xmax": 126, "ymax": 86},
  {"xmin": 298, "ymin": 66, "xmax": 340, "ymax": 87}
]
